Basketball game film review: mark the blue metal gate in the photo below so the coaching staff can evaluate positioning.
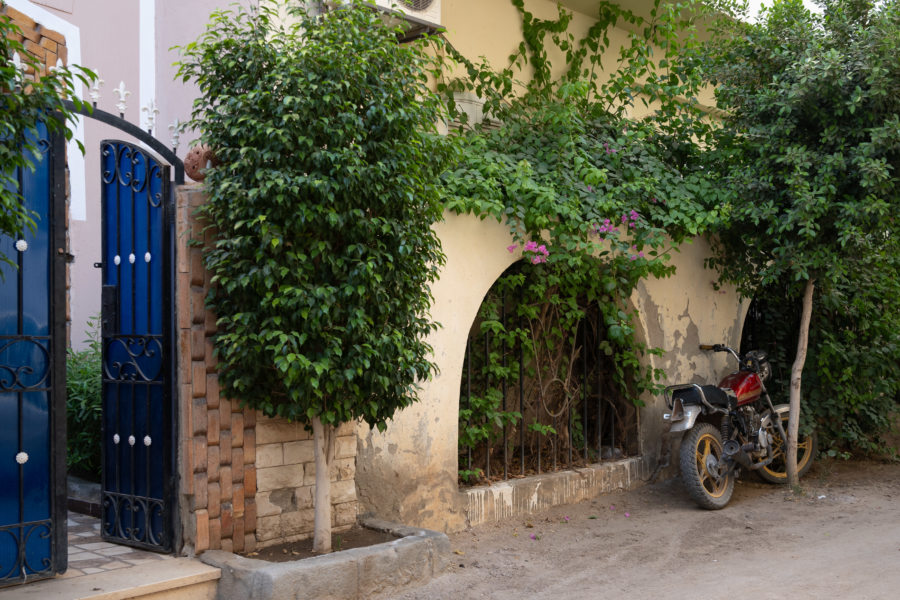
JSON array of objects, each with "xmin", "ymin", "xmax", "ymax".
[
  {"xmin": 99, "ymin": 140, "xmax": 175, "ymax": 552},
  {"xmin": 0, "ymin": 122, "xmax": 67, "ymax": 586}
]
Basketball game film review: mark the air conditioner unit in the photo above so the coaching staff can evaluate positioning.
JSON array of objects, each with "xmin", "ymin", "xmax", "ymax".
[{"xmin": 374, "ymin": 0, "xmax": 442, "ymax": 29}]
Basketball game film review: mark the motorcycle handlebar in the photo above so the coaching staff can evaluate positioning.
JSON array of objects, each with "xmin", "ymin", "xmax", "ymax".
[
  {"xmin": 699, "ymin": 343, "xmax": 742, "ymax": 363},
  {"xmin": 699, "ymin": 344, "xmax": 725, "ymax": 351}
]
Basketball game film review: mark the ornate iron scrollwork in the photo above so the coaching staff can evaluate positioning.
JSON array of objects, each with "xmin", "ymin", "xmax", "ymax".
[
  {"xmin": 101, "ymin": 493, "xmax": 167, "ymax": 549},
  {"xmin": 102, "ymin": 336, "xmax": 164, "ymax": 383},
  {"xmin": 0, "ymin": 338, "xmax": 51, "ymax": 391},
  {"xmin": 0, "ymin": 521, "xmax": 53, "ymax": 581}
]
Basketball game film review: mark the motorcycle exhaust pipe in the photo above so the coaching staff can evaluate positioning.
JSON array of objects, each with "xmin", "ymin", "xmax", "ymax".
[{"xmin": 723, "ymin": 440, "xmax": 752, "ymax": 468}]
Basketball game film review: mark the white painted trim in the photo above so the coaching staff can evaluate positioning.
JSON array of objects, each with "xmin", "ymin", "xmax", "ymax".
[
  {"xmin": 7, "ymin": 0, "xmax": 87, "ymax": 221},
  {"xmin": 139, "ymin": 0, "xmax": 156, "ymax": 131}
]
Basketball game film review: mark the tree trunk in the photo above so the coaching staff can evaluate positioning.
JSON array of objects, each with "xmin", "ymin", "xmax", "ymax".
[
  {"xmin": 312, "ymin": 416, "xmax": 335, "ymax": 554},
  {"xmin": 787, "ymin": 278, "xmax": 815, "ymax": 489}
]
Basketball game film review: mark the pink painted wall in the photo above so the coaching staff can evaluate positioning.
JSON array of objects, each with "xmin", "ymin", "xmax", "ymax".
[{"xmin": 13, "ymin": 0, "xmax": 230, "ymax": 347}]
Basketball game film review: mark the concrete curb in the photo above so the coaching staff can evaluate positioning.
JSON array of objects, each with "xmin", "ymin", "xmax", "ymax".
[
  {"xmin": 199, "ymin": 519, "xmax": 450, "ymax": 600},
  {"xmin": 463, "ymin": 456, "xmax": 653, "ymax": 527}
]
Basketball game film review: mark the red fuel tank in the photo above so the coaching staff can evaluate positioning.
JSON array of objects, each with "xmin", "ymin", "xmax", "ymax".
[{"xmin": 718, "ymin": 371, "xmax": 762, "ymax": 406}]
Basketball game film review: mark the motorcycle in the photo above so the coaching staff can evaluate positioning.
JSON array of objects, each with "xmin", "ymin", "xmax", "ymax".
[{"xmin": 663, "ymin": 344, "xmax": 817, "ymax": 509}]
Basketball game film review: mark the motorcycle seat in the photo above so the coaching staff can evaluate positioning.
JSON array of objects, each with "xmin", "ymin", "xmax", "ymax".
[{"xmin": 673, "ymin": 384, "xmax": 732, "ymax": 408}]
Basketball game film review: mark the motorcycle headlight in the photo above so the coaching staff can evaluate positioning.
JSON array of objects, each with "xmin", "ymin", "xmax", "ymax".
[{"xmin": 744, "ymin": 350, "xmax": 771, "ymax": 382}]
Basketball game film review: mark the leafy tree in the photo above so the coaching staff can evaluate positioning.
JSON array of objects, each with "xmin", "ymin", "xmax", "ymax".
[
  {"xmin": 177, "ymin": 0, "xmax": 452, "ymax": 552},
  {"xmin": 704, "ymin": 0, "xmax": 900, "ymax": 483},
  {"xmin": 1, "ymin": 13, "xmax": 93, "ymax": 265}
]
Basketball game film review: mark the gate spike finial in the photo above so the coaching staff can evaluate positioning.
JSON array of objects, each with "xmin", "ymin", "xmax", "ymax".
[
  {"xmin": 89, "ymin": 70, "xmax": 104, "ymax": 108},
  {"xmin": 142, "ymin": 98, "xmax": 159, "ymax": 135},
  {"xmin": 114, "ymin": 81, "xmax": 130, "ymax": 117},
  {"xmin": 11, "ymin": 53, "xmax": 25, "ymax": 89},
  {"xmin": 168, "ymin": 118, "xmax": 186, "ymax": 153}
]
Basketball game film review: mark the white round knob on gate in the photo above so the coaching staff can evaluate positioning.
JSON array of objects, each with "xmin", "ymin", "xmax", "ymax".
[{"xmin": 15, "ymin": 452, "xmax": 28, "ymax": 465}]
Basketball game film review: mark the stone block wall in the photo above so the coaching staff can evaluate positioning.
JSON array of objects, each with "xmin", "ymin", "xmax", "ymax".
[
  {"xmin": 175, "ymin": 185, "xmax": 359, "ymax": 554},
  {"xmin": 255, "ymin": 419, "xmax": 358, "ymax": 547},
  {"xmin": 1, "ymin": 4, "xmax": 68, "ymax": 75}
]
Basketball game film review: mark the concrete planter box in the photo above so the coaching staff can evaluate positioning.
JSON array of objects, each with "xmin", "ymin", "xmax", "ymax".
[{"xmin": 199, "ymin": 519, "xmax": 450, "ymax": 600}]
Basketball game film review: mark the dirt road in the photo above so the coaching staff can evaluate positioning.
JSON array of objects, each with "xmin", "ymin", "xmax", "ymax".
[{"xmin": 379, "ymin": 460, "xmax": 900, "ymax": 600}]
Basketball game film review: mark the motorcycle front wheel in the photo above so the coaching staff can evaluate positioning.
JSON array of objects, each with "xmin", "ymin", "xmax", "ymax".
[
  {"xmin": 679, "ymin": 423, "xmax": 734, "ymax": 510},
  {"xmin": 757, "ymin": 404, "xmax": 817, "ymax": 484}
]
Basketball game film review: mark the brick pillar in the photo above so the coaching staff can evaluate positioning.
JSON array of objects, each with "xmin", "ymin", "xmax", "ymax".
[{"xmin": 176, "ymin": 185, "xmax": 257, "ymax": 554}]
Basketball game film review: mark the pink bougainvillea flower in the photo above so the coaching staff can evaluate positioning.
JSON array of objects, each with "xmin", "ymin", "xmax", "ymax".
[
  {"xmin": 610, "ymin": 505, "xmax": 615, "ymax": 510},
  {"xmin": 524, "ymin": 240, "xmax": 538, "ymax": 252},
  {"xmin": 507, "ymin": 244, "xmax": 518, "ymax": 253},
  {"xmin": 624, "ymin": 512, "xmax": 631, "ymax": 518},
  {"xmin": 530, "ymin": 533, "xmax": 537, "ymax": 540}
]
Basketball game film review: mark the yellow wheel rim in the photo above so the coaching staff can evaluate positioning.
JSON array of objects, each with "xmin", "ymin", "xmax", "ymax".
[
  {"xmin": 695, "ymin": 433, "xmax": 728, "ymax": 498},
  {"xmin": 762, "ymin": 415, "xmax": 814, "ymax": 480}
]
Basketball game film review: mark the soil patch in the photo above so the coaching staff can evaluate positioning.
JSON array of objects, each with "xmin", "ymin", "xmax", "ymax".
[{"xmin": 244, "ymin": 526, "xmax": 395, "ymax": 562}]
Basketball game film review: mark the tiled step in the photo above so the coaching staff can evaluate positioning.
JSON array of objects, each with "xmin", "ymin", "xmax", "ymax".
[{"xmin": 0, "ymin": 558, "xmax": 220, "ymax": 600}]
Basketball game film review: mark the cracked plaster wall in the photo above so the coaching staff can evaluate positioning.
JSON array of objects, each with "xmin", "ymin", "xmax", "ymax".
[{"xmin": 355, "ymin": 215, "xmax": 747, "ymax": 533}]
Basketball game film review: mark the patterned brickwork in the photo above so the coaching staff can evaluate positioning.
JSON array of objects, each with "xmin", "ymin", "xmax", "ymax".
[
  {"xmin": 1, "ymin": 4, "xmax": 69, "ymax": 76},
  {"xmin": 175, "ymin": 186, "xmax": 358, "ymax": 554},
  {"xmin": 176, "ymin": 186, "xmax": 258, "ymax": 555}
]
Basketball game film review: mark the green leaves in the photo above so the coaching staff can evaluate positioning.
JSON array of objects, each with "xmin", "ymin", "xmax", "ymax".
[
  {"xmin": 704, "ymin": 0, "xmax": 900, "ymax": 453},
  {"xmin": 177, "ymin": 1, "xmax": 452, "ymax": 428}
]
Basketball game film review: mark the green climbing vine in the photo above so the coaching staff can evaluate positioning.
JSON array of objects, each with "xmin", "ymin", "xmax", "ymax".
[{"xmin": 440, "ymin": 0, "xmax": 727, "ymax": 481}]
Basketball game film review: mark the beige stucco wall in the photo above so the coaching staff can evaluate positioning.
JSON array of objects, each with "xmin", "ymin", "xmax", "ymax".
[
  {"xmin": 631, "ymin": 238, "xmax": 749, "ymax": 463},
  {"xmin": 355, "ymin": 0, "xmax": 736, "ymax": 533},
  {"xmin": 356, "ymin": 213, "xmax": 518, "ymax": 532},
  {"xmin": 355, "ymin": 212, "xmax": 746, "ymax": 532},
  {"xmin": 442, "ymin": 0, "xmax": 717, "ymax": 115}
]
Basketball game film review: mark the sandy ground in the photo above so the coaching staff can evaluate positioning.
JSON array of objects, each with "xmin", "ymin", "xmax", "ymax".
[{"xmin": 377, "ymin": 459, "xmax": 900, "ymax": 600}]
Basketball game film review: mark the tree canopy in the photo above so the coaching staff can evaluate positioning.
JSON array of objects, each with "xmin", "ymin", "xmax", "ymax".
[
  {"xmin": 176, "ymin": 0, "xmax": 453, "ymax": 551},
  {"xmin": 703, "ymin": 0, "xmax": 900, "ymax": 464}
]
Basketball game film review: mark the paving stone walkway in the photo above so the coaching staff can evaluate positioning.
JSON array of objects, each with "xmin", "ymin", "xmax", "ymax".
[{"xmin": 63, "ymin": 512, "xmax": 173, "ymax": 578}]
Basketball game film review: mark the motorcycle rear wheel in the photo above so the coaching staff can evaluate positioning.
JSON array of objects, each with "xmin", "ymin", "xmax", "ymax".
[
  {"xmin": 679, "ymin": 423, "xmax": 734, "ymax": 510},
  {"xmin": 757, "ymin": 404, "xmax": 817, "ymax": 484}
]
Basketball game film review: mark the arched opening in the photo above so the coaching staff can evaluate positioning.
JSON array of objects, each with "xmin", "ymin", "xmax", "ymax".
[{"xmin": 457, "ymin": 261, "xmax": 639, "ymax": 486}]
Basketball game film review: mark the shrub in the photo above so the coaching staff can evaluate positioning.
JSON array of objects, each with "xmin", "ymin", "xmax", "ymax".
[{"xmin": 66, "ymin": 321, "xmax": 102, "ymax": 480}]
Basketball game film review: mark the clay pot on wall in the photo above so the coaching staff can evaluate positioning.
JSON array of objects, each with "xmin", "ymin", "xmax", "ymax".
[{"xmin": 184, "ymin": 145, "xmax": 219, "ymax": 182}]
